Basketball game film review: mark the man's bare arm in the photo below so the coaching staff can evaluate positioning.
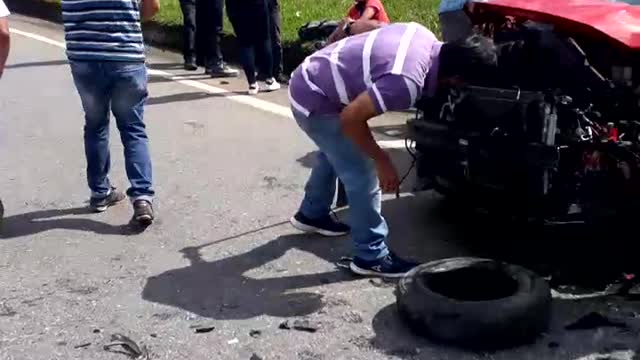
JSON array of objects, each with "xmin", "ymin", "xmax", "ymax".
[
  {"xmin": 0, "ymin": 17, "xmax": 9, "ymax": 78},
  {"xmin": 140, "ymin": 0, "xmax": 160, "ymax": 21},
  {"xmin": 340, "ymin": 91, "xmax": 399, "ymax": 192}
]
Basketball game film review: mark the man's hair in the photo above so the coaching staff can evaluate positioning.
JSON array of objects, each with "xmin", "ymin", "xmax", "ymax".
[{"xmin": 438, "ymin": 34, "xmax": 499, "ymax": 83}]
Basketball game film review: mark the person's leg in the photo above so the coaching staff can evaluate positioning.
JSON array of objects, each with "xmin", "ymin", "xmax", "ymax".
[
  {"xmin": 179, "ymin": 0, "xmax": 198, "ymax": 69},
  {"xmin": 69, "ymin": 61, "xmax": 123, "ymax": 211},
  {"xmin": 204, "ymin": 0, "xmax": 239, "ymax": 77},
  {"xmin": 439, "ymin": 10, "xmax": 473, "ymax": 42},
  {"xmin": 292, "ymin": 109, "xmax": 417, "ymax": 276},
  {"xmin": 227, "ymin": 6, "xmax": 258, "ymax": 92},
  {"xmin": 108, "ymin": 62, "xmax": 155, "ymax": 224},
  {"xmin": 268, "ymin": 0, "xmax": 284, "ymax": 80},
  {"xmin": 293, "ymin": 110, "xmax": 388, "ymax": 260}
]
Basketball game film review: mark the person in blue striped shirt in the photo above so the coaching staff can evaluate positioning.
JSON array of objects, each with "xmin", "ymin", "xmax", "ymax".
[
  {"xmin": 62, "ymin": 0, "xmax": 160, "ymax": 226},
  {"xmin": 0, "ymin": 0, "xmax": 9, "ymax": 79},
  {"xmin": 439, "ymin": 0, "xmax": 472, "ymax": 42}
]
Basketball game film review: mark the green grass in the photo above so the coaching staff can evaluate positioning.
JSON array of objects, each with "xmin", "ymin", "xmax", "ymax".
[
  {"xmin": 45, "ymin": 0, "xmax": 440, "ymax": 42},
  {"xmin": 154, "ymin": 0, "xmax": 440, "ymax": 42}
]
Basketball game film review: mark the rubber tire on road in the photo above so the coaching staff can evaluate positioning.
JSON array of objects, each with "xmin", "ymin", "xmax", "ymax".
[{"xmin": 396, "ymin": 257, "xmax": 552, "ymax": 349}]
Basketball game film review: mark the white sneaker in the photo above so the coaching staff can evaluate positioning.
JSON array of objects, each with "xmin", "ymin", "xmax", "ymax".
[
  {"xmin": 248, "ymin": 83, "xmax": 259, "ymax": 95},
  {"xmin": 264, "ymin": 78, "xmax": 281, "ymax": 92}
]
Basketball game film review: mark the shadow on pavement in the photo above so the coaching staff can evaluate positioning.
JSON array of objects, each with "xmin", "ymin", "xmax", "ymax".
[
  {"xmin": 0, "ymin": 207, "xmax": 145, "ymax": 239},
  {"xmin": 146, "ymin": 90, "xmax": 250, "ymax": 106},
  {"xmin": 6, "ymin": 60, "xmax": 69, "ymax": 69},
  {"xmin": 142, "ymin": 232, "xmax": 356, "ymax": 320},
  {"xmin": 370, "ymin": 298, "xmax": 640, "ymax": 359}
]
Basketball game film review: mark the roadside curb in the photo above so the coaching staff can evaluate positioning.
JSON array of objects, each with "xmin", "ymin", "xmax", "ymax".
[{"xmin": 6, "ymin": 0, "xmax": 311, "ymax": 73}]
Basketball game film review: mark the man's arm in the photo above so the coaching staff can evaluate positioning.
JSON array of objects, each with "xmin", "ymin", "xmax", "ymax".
[
  {"xmin": 0, "ymin": 17, "xmax": 10, "ymax": 79},
  {"xmin": 340, "ymin": 75, "xmax": 420, "ymax": 192},
  {"xmin": 140, "ymin": 0, "xmax": 160, "ymax": 21}
]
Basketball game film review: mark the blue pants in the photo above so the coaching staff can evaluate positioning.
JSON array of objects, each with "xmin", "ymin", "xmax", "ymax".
[
  {"xmin": 293, "ymin": 109, "xmax": 389, "ymax": 261},
  {"xmin": 70, "ymin": 61, "xmax": 154, "ymax": 202}
]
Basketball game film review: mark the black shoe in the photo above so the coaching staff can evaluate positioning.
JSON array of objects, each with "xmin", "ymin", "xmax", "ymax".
[
  {"xmin": 350, "ymin": 253, "xmax": 418, "ymax": 278},
  {"xmin": 89, "ymin": 189, "xmax": 126, "ymax": 213},
  {"xmin": 133, "ymin": 200, "xmax": 154, "ymax": 226},
  {"xmin": 275, "ymin": 73, "xmax": 289, "ymax": 85},
  {"xmin": 290, "ymin": 211, "xmax": 350, "ymax": 237},
  {"xmin": 207, "ymin": 64, "xmax": 240, "ymax": 78},
  {"xmin": 184, "ymin": 59, "xmax": 198, "ymax": 71}
]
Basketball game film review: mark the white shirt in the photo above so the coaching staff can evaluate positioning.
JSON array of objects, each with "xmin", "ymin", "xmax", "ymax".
[{"xmin": 0, "ymin": 0, "xmax": 9, "ymax": 17}]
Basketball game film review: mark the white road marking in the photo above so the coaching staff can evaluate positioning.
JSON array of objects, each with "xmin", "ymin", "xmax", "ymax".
[{"xmin": 9, "ymin": 27, "xmax": 408, "ymax": 149}]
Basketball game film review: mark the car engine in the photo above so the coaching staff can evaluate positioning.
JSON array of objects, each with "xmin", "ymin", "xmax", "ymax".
[{"xmin": 409, "ymin": 18, "xmax": 640, "ymax": 223}]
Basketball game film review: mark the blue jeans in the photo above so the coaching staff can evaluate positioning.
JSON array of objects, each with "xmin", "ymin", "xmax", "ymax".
[
  {"xmin": 293, "ymin": 109, "xmax": 389, "ymax": 261},
  {"xmin": 70, "ymin": 61, "xmax": 154, "ymax": 202}
]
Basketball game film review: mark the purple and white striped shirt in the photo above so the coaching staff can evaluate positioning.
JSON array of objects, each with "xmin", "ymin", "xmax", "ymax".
[{"xmin": 289, "ymin": 22, "xmax": 443, "ymax": 117}]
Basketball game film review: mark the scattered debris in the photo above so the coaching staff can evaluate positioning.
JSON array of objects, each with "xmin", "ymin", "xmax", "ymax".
[
  {"xmin": 342, "ymin": 311, "xmax": 364, "ymax": 324},
  {"xmin": 250, "ymin": 354, "xmax": 264, "ymax": 360},
  {"xmin": 279, "ymin": 319, "xmax": 321, "ymax": 333},
  {"xmin": 74, "ymin": 342, "xmax": 92, "ymax": 349},
  {"xmin": 227, "ymin": 338, "xmax": 239, "ymax": 345},
  {"xmin": 566, "ymin": 312, "xmax": 628, "ymax": 331},
  {"xmin": 298, "ymin": 350, "xmax": 324, "ymax": 360},
  {"xmin": 336, "ymin": 257, "xmax": 352, "ymax": 270},
  {"xmin": 249, "ymin": 329, "xmax": 262, "ymax": 338},
  {"xmin": 368, "ymin": 278, "xmax": 396, "ymax": 288},
  {"xmin": 190, "ymin": 324, "xmax": 215, "ymax": 334},
  {"xmin": 103, "ymin": 333, "xmax": 149, "ymax": 359}
]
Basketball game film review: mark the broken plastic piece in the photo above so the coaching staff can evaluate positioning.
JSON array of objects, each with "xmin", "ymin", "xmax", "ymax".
[{"xmin": 103, "ymin": 333, "xmax": 149, "ymax": 359}]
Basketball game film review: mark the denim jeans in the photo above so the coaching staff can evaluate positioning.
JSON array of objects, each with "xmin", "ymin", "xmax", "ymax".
[
  {"xmin": 69, "ymin": 61, "xmax": 154, "ymax": 202},
  {"xmin": 293, "ymin": 108, "xmax": 389, "ymax": 261}
]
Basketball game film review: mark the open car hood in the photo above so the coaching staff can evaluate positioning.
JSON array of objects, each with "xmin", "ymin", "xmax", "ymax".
[{"xmin": 471, "ymin": 0, "xmax": 640, "ymax": 49}]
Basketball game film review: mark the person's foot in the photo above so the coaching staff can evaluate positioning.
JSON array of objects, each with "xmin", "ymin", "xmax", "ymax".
[
  {"xmin": 132, "ymin": 200, "xmax": 154, "ymax": 226},
  {"xmin": 248, "ymin": 83, "xmax": 260, "ymax": 95},
  {"xmin": 89, "ymin": 189, "xmax": 126, "ymax": 213},
  {"xmin": 184, "ymin": 59, "xmax": 198, "ymax": 71},
  {"xmin": 350, "ymin": 253, "xmax": 418, "ymax": 278},
  {"xmin": 207, "ymin": 64, "xmax": 240, "ymax": 78},
  {"xmin": 290, "ymin": 211, "xmax": 350, "ymax": 237},
  {"xmin": 275, "ymin": 73, "xmax": 290, "ymax": 85},
  {"xmin": 264, "ymin": 78, "xmax": 281, "ymax": 92}
]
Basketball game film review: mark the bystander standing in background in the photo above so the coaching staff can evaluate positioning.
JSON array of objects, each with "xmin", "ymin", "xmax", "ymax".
[
  {"xmin": 439, "ymin": 0, "xmax": 472, "ymax": 42},
  {"xmin": 226, "ymin": 0, "xmax": 281, "ymax": 95},
  {"xmin": 179, "ymin": 0, "xmax": 239, "ymax": 76},
  {"xmin": 326, "ymin": 0, "xmax": 390, "ymax": 45},
  {"xmin": 0, "ymin": 0, "xmax": 9, "ymax": 226},
  {"xmin": 0, "ymin": 0, "xmax": 9, "ymax": 79}
]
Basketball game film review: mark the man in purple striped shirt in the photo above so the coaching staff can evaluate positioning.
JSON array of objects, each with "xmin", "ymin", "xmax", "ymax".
[{"xmin": 288, "ymin": 22, "xmax": 497, "ymax": 277}]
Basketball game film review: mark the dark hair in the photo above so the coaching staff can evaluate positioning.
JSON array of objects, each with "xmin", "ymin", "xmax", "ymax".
[{"xmin": 438, "ymin": 34, "xmax": 498, "ymax": 83}]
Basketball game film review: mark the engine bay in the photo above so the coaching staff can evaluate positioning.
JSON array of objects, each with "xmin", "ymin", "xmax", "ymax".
[{"xmin": 410, "ymin": 16, "xmax": 640, "ymax": 223}]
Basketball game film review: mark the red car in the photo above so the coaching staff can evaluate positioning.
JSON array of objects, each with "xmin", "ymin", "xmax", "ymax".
[{"xmin": 409, "ymin": 0, "xmax": 640, "ymax": 224}]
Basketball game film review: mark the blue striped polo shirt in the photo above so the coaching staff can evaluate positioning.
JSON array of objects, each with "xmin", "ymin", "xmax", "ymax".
[{"xmin": 61, "ymin": 0, "xmax": 145, "ymax": 62}]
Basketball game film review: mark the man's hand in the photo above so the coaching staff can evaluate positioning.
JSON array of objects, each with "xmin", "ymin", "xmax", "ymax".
[
  {"xmin": 376, "ymin": 153, "xmax": 400, "ymax": 193},
  {"xmin": 340, "ymin": 91, "xmax": 399, "ymax": 193}
]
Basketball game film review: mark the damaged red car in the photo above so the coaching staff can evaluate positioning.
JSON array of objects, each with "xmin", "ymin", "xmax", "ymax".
[{"xmin": 409, "ymin": 0, "xmax": 640, "ymax": 224}]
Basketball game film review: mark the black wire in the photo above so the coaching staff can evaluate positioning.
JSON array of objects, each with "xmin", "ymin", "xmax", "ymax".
[{"xmin": 396, "ymin": 137, "xmax": 417, "ymax": 198}]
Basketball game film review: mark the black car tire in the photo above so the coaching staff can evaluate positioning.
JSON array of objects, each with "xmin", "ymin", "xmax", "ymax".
[{"xmin": 396, "ymin": 257, "xmax": 552, "ymax": 349}]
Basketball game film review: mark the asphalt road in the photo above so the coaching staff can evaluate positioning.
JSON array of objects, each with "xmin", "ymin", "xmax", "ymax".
[{"xmin": 1, "ymin": 15, "xmax": 640, "ymax": 360}]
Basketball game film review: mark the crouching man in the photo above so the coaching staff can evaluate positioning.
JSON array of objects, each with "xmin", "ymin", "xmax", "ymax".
[{"xmin": 288, "ymin": 22, "xmax": 497, "ymax": 277}]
